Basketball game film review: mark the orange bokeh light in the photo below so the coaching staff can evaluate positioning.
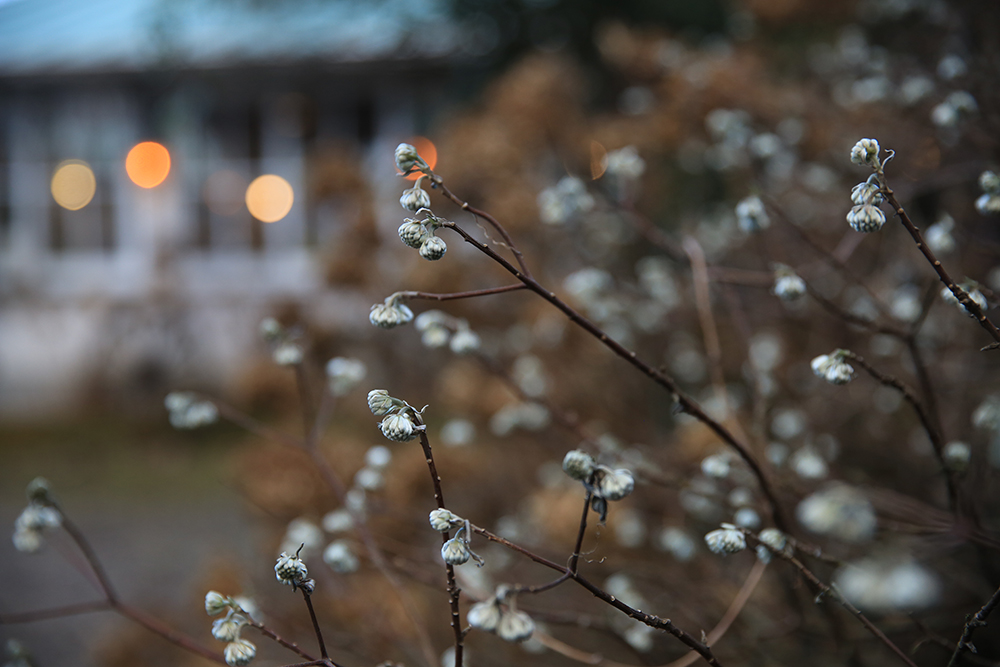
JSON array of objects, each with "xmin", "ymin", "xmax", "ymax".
[
  {"xmin": 245, "ymin": 174, "xmax": 294, "ymax": 223},
  {"xmin": 404, "ymin": 136, "xmax": 437, "ymax": 181},
  {"xmin": 126, "ymin": 141, "xmax": 171, "ymax": 188}
]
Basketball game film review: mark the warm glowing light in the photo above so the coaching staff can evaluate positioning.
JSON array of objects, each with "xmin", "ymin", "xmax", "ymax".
[
  {"xmin": 404, "ymin": 136, "xmax": 438, "ymax": 181},
  {"xmin": 245, "ymin": 174, "xmax": 294, "ymax": 223},
  {"xmin": 203, "ymin": 170, "xmax": 248, "ymax": 216},
  {"xmin": 126, "ymin": 141, "xmax": 171, "ymax": 188},
  {"xmin": 51, "ymin": 160, "xmax": 97, "ymax": 210},
  {"xmin": 590, "ymin": 140, "xmax": 607, "ymax": 180}
]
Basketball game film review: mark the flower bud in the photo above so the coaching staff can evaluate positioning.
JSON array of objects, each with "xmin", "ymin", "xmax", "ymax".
[
  {"xmin": 26, "ymin": 477, "xmax": 53, "ymax": 504},
  {"xmin": 15, "ymin": 505, "xmax": 61, "ymax": 531},
  {"xmin": 395, "ymin": 143, "xmax": 427, "ymax": 175},
  {"xmin": 704, "ymin": 524, "xmax": 747, "ymax": 555},
  {"xmin": 429, "ymin": 508, "xmax": 460, "ymax": 532},
  {"xmin": 597, "ymin": 468, "xmax": 634, "ymax": 501},
  {"xmin": 274, "ymin": 552, "xmax": 308, "ymax": 585},
  {"xmin": 224, "ymin": 638, "xmax": 256, "ymax": 666},
  {"xmin": 758, "ymin": 528, "xmax": 788, "ymax": 553},
  {"xmin": 735, "ymin": 195, "xmax": 770, "ymax": 233},
  {"xmin": 380, "ymin": 413, "xmax": 418, "ymax": 442},
  {"xmin": 850, "ymin": 138, "xmax": 880, "ymax": 167},
  {"xmin": 367, "ymin": 389, "xmax": 398, "ymax": 416},
  {"xmin": 12, "ymin": 528, "xmax": 42, "ymax": 553},
  {"xmin": 212, "ymin": 614, "xmax": 247, "ymax": 642},
  {"xmin": 400, "ymin": 186, "xmax": 431, "ymax": 212},
  {"xmin": 398, "ymin": 220, "xmax": 429, "ymax": 248},
  {"xmin": 562, "ymin": 450, "xmax": 595, "ymax": 481},
  {"xmin": 205, "ymin": 591, "xmax": 231, "ymax": 616},
  {"xmin": 497, "ymin": 609, "xmax": 535, "ymax": 643},
  {"xmin": 467, "ymin": 599, "xmax": 501, "ymax": 632},
  {"xmin": 846, "ymin": 204, "xmax": 886, "ymax": 233},
  {"xmin": 851, "ymin": 175, "xmax": 883, "ymax": 205},
  {"xmin": 369, "ymin": 301, "xmax": 414, "ymax": 329},
  {"xmin": 441, "ymin": 537, "xmax": 471, "ymax": 565},
  {"xmin": 419, "ymin": 236, "xmax": 447, "ymax": 261},
  {"xmin": 811, "ymin": 351, "xmax": 855, "ymax": 385},
  {"xmin": 773, "ymin": 269, "xmax": 806, "ymax": 301}
]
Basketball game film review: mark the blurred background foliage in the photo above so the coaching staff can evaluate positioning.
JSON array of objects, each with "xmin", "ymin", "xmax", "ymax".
[{"xmin": 3, "ymin": 0, "xmax": 1000, "ymax": 666}]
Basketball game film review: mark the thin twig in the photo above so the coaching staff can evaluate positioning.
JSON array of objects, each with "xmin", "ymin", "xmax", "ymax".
[
  {"xmin": 948, "ymin": 584, "xmax": 1000, "ymax": 667},
  {"xmin": 440, "ymin": 218, "xmax": 787, "ymax": 532},
  {"xmin": 432, "ymin": 175, "xmax": 533, "ymax": 279},
  {"xmin": 844, "ymin": 352, "xmax": 958, "ymax": 509},
  {"xmin": 745, "ymin": 530, "xmax": 918, "ymax": 667},
  {"xmin": 301, "ymin": 590, "xmax": 329, "ymax": 659},
  {"xmin": 246, "ymin": 617, "xmax": 317, "ymax": 662},
  {"xmin": 218, "ymin": 391, "xmax": 439, "ymax": 667},
  {"xmin": 0, "ymin": 600, "xmax": 112, "ymax": 623},
  {"xmin": 468, "ymin": 520, "xmax": 723, "ymax": 667},
  {"xmin": 398, "ymin": 284, "xmax": 528, "ymax": 302},
  {"xmin": 881, "ymin": 187, "xmax": 1000, "ymax": 345},
  {"xmin": 415, "ymin": 427, "xmax": 464, "ymax": 667}
]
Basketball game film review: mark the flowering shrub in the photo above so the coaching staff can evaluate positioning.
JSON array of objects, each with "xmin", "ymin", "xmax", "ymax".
[{"xmin": 6, "ymin": 5, "xmax": 1000, "ymax": 667}]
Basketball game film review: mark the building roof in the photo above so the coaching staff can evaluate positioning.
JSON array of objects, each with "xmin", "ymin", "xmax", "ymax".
[{"xmin": 0, "ymin": 0, "xmax": 460, "ymax": 76}]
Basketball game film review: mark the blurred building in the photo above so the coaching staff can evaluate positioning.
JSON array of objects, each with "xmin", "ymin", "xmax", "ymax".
[{"xmin": 0, "ymin": 0, "xmax": 462, "ymax": 416}]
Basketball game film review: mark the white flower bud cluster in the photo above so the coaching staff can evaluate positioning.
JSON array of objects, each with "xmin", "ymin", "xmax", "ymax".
[
  {"xmin": 941, "ymin": 280, "xmax": 988, "ymax": 317},
  {"xmin": 735, "ymin": 195, "xmax": 770, "ymax": 233},
  {"xmin": 538, "ymin": 175, "xmax": 595, "ymax": 225},
  {"xmin": 976, "ymin": 171, "xmax": 1000, "ymax": 216},
  {"xmin": 164, "ymin": 392, "xmax": 219, "ymax": 429},
  {"xmin": 395, "ymin": 142, "xmax": 429, "ymax": 176},
  {"xmin": 438, "ymin": 519, "xmax": 484, "ymax": 567},
  {"xmin": 428, "ymin": 508, "xmax": 462, "ymax": 532},
  {"xmin": 811, "ymin": 349, "xmax": 855, "ymax": 385},
  {"xmin": 772, "ymin": 265, "xmax": 806, "ymax": 301},
  {"xmin": 850, "ymin": 138, "xmax": 881, "ymax": 168},
  {"xmin": 325, "ymin": 357, "xmax": 367, "ymax": 396},
  {"xmin": 367, "ymin": 389, "xmax": 424, "ymax": 442},
  {"xmin": 754, "ymin": 527, "xmax": 790, "ymax": 564},
  {"xmin": 12, "ymin": 478, "xmax": 61, "ymax": 553},
  {"xmin": 396, "ymin": 208, "xmax": 448, "ymax": 260},
  {"xmin": 705, "ymin": 523, "xmax": 747, "ymax": 555},
  {"xmin": 399, "ymin": 178, "xmax": 432, "ymax": 212},
  {"xmin": 414, "ymin": 310, "xmax": 481, "ymax": 354},
  {"xmin": 846, "ymin": 202, "xmax": 886, "ymax": 233},
  {"xmin": 274, "ymin": 551, "xmax": 309, "ymax": 587},
  {"xmin": 467, "ymin": 587, "xmax": 535, "ymax": 643},
  {"xmin": 205, "ymin": 591, "xmax": 256, "ymax": 667},
  {"xmin": 561, "ymin": 451, "xmax": 634, "ymax": 522},
  {"xmin": 846, "ymin": 173, "xmax": 886, "ymax": 233},
  {"xmin": 369, "ymin": 293, "xmax": 415, "ymax": 329}
]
